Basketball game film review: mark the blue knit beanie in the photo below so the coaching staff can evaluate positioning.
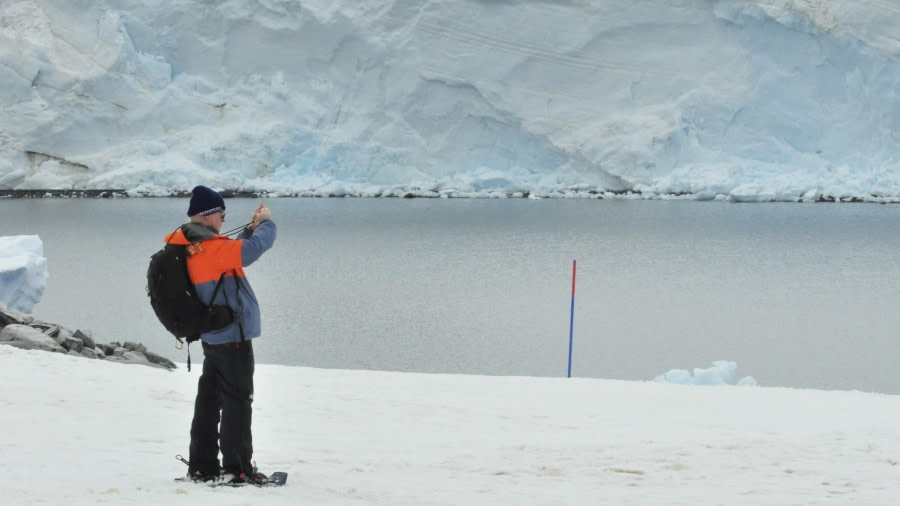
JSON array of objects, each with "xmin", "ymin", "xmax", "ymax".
[{"xmin": 187, "ymin": 185, "xmax": 226, "ymax": 217}]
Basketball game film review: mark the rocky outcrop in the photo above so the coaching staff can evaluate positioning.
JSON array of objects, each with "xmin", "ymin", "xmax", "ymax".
[{"xmin": 0, "ymin": 302, "xmax": 176, "ymax": 370}]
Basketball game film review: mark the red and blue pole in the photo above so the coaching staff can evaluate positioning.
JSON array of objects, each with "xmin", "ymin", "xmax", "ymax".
[{"xmin": 567, "ymin": 259, "xmax": 576, "ymax": 378}]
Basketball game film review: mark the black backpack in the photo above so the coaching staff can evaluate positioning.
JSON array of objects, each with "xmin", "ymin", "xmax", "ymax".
[{"xmin": 146, "ymin": 240, "xmax": 233, "ymax": 345}]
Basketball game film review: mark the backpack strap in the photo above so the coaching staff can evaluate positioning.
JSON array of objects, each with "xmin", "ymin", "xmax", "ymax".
[
  {"xmin": 185, "ymin": 240, "xmax": 226, "ymax": 310},
  {"xmin": 166, "ymin": 226, "xmax": 180, "ymax": 245},
  {"xmin": 184, "ymin": 274, "xmax": 224, "ymax": 373},
  {"xmin": 208, "ymin": 272, "xmax": 227, "ymax": 309}
]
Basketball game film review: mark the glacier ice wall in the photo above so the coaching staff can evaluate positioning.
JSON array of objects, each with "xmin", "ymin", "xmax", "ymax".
[{"xmin": 0, "ymin": 0, "xmax": 897, "ymax": 199}]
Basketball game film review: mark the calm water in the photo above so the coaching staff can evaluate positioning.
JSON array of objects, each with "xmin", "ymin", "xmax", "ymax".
[{"xmin": 2, "ymin": 197, "xmax": 900, "ymax": 394}]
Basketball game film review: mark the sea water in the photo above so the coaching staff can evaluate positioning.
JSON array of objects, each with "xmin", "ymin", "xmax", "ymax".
[{"xmin": 2, "ymin": 197, "xmax": 900, "ymax": 394}]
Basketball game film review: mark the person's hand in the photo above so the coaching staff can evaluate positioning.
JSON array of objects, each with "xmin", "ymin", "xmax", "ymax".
[{"xmin": 251, "ymin": 202, "xmax": 272, "ymax": 230}]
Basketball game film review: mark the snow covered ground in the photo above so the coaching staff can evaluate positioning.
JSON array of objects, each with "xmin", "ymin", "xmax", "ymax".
[
  {"xmin": 2, "ymin": 0, "xmax": 899, "ymax": 200},
  {"xmin": 2, "ymin": 344, "xmax": 898, "ymax": 505}
]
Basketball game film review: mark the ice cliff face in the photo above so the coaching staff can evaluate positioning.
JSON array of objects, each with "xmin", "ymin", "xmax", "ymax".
[{"xmin": 0, "ymin": 0, "xmax": 897, "ymax": 199}]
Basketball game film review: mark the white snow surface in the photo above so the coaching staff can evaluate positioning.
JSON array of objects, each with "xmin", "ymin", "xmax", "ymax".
[
  {"xmin": 1, "ymin": 345, "xmax": 898, "ymax": 505},
  {"xmin": 1, "ymin": 0, "xmax": 898, "ymax": 200},
  {"xmin": 0, "ymin": 235, "xmax": 47, "ymax": 313}
]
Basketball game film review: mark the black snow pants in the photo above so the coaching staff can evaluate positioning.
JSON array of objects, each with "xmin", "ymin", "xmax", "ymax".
[{"xmin": 189, "ymin": 340, "xmax": 255, "ymax": 476}]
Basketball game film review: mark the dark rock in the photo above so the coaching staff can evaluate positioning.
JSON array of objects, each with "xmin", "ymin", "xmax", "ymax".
[
  {"xmin": 1, "ymin": 340, "xmax": 37, "ymax": 350},
  {"xmin": 52, "ymin": 326, "xmax": 73, "ymax": 345},
  {"xmin": 0, "ymin": 324, "xmax": 66, "ymax": 352},
  {"xmin": 80, "ymin": 347, "xmax": 103, "ymax": 359},
  {"xmin": 96, "ymin": 343, "xmax": 116, "ymax": 356},
  {"xmin": 62, "ymin": 336, "xmax": 84, "ymax": 353},
  {"xmin": 122, "ymin": 351, "xmax": 148, "ymax": 363},
  {"xmin": 0, "ymin": 305, "xmax": 176, "ymax": 370},
  {"xmin": 143, "ymin": 350, "xmax": 177, "ymax": 370},
  {"xmin": 73, "ymin": 329, "xmax": 95, "ymax": 349},
  {"xmin": 124, "ymin": 341, "xmax": 147, "ymax": 353},
  {"xmin": 0, "ymin": 302, "xmax": 33, "ymax": 326}
]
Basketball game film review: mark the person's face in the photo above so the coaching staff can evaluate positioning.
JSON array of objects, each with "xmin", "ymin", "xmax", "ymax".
[{"xmin": 202, "ymin": 210, "xmax": 226, "ymax": 233}]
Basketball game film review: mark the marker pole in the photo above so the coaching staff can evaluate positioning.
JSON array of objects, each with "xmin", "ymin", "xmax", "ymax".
[{"xmin": 567, "ymin": 259, "xmax": 576, "ymax": 378}]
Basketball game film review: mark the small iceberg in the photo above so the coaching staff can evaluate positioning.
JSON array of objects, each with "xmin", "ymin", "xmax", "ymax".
[{"xmin": 655, "ymin": 360, "xmax": 757, "ymax": 386}]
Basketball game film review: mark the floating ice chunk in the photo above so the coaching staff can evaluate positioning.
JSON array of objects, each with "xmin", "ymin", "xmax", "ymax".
[
  {"xmin": 737, "ymin": 376, "xmax": 758, "ymax": 387},
  {"xmin": 655, "ymin": 361, "xmax": 757, "ymax": 387},
  {"xmin": 0, "ymin": 236, "xmax": 49, "ymax": 314}
]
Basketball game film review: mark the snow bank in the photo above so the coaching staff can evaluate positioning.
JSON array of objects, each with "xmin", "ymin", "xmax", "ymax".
[
  {"xmin": 2, "ymin": 345, "xmax": 899, "ymax": 505},
  {"xmin": 0, "ymin": 235, "xmax": 48, "ymax": 313},
  {"xmin": 1, "ymin": 0, "xmax": 898, "ymax": 199}
]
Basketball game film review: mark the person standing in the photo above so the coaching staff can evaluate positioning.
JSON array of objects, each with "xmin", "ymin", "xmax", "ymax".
[{"xmin": 164, "ymin": 185, "xmax": 276, "ymax": 484}]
